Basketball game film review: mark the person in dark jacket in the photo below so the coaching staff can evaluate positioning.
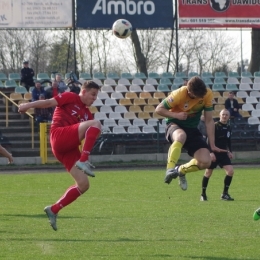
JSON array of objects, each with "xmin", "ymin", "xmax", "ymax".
[
  {"xmin": 20, "ymin": 61, "xmax": 35, "ymax": 91},
  {"xmin": 224, "ymin": 91, "xmax": 242, "ymax": 118},
  {"xmin": 32, "ymin": 81, "xmax": 46, "ymax": 101}
]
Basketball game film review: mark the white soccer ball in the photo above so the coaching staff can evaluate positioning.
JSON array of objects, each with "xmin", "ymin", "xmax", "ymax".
[{"xmin": 112, "ymin": 19, "xmax": 132, "ymax": 39}]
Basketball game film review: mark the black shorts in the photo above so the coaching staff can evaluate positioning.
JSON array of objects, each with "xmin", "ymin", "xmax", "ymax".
[
  {"xmin": 208, "ymin": 152, "xmax": 231, "ymax": 169},
  {"xmin": 165, "ymin": 124, "xmax": 209, "ymax": 157}
]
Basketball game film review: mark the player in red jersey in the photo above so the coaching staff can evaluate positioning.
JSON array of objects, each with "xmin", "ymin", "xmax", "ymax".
[{"xmin": 18, "ymin": 81, "xmax": 101, "ymax": 231}]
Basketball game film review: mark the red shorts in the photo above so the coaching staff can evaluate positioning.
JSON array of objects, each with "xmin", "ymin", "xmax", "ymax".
[{"xmin": 50, "ymin": 124, "xmax": 81, "ymax": 171}]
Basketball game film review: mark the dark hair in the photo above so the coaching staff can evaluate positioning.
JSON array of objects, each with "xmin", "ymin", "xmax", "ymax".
[
  {"xmin": 82, "ymin": 80, "xmax": 100, "ymax": 91},
  {"xmin": 187, "ymin": 76, "xmax": 207, "ymax": 98}
]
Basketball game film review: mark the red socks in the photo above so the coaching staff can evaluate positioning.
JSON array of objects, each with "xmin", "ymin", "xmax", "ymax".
[
  {"xmin": 79, "ymin": 126, "xmax": 100, "ymax": 162},
  {"xmin": 51, "ymin": 185, "xmax": 82, "ymax": 214}
]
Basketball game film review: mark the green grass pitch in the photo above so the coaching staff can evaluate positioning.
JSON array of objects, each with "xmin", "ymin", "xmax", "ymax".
[{"xmin": 0, "ymin": 167, "xmax": 260, "ymax": 260}]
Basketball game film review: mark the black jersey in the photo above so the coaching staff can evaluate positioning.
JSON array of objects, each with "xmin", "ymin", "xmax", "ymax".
[{"xmin": 214, "ymin": 121, "xmax": 232, "ymax": 152}]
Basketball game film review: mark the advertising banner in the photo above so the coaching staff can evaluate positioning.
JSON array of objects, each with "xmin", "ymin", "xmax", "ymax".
[
  {"xmin": 76, "ymin": 0, "xmax": 174, "ymax": 29},
  {"xmin": 0, "ymin": 0, "xmax": 72, "ymax": 28},
  {"xmin": 178, "ymin": 0, "xmax": 260, "ymax": 28}
]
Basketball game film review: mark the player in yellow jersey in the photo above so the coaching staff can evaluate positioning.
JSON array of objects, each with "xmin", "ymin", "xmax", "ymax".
[{"xmin": 155, "ymin": 76, "xmax": 227, "ymax": 190}]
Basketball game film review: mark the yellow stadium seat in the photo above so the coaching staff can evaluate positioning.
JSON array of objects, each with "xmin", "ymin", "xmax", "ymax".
[
  {"xmin": 129, "ymin": 105, "xmax": 142, "ymax": 113},
  {"xmin": 147, "ymin": 98, "xmax": 159, "ymax": 106},
  {"xmin": 125, "ymin": 92, "xmax": 138, "ymax": 99},
  {"xmin": 119, "ymin": 98, "xmax": 133, "ymax": 106},
  {"xmin": 138, "ymin": 111, "xmax": 151, "ymax": 119},
  {"xmin": 133, "ymin": 98, "xmax": 147, "ymax": 106},
  {"xmin": 139, "ymin": 92, "xmax": 152, "ymax": 99},
  {"xmin": 143, "ymin": 105, "xmax": 155, "ymax": 113}
]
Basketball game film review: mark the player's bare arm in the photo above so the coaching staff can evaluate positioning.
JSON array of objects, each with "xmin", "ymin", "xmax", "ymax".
[
  {"xmin": 155, "ymin": 103, "xmax": 188, "ymax": 120},
  {"xmin": 18, "ymin": 98, "xmax": 58, "ymax": 113},
  {"xmin": 204, "ymin": 111, "xmax": 227, "ymax": 153}
]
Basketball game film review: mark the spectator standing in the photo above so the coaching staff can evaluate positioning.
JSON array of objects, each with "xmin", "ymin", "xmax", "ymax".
[
  {"xmin": 201, "ymin": 109, "xmax": 234, "ymax": 201},
  {"xmin": 35, "ymin": 94, "xmax": 53, "ymax": 127},
  {"xmin": 55, "ymin": 74, "xmax": 68, "ymax": 92},
  {"xmin": 18, "ymin": 81, "xmax": 101, "ymax": 231},
  {"xmin": 224, "ymin": 91, "xmax": 242, "ymax": 118},
  {"xmin": 20, "ymin": 61, "xmax": 35, "ymax": 91},
  {"xmin": 32, "ymin": 81, "xmax": 46, "ymax": 101}
]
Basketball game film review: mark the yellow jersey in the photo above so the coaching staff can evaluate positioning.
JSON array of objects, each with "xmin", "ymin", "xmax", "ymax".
[{"xmin": 162, "ymin": 86, "xmax": 214, "ymax": 128}]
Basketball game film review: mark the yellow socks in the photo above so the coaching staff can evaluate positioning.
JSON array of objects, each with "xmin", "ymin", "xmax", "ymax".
[
  {"xmin": 167, "ymin": 141, "xmax": 183, "ymax": 169},
  {"xmin": 179, "ymin": 158, "xmax": 200, "ymax": 174}
]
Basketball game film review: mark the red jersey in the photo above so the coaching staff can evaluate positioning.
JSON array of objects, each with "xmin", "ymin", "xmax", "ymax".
[{"xmin": 51, "ymin": 92, "xmax": 93, "ymax": 129}]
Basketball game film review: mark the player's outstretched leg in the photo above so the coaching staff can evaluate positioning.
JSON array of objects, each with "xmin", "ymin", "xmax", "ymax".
[
  {"xmin": 253, "ymin": 208, "xmax": 260, "ymax": 221},
  {"xmin": 44, "ymin": 206, "xmax": 58, "ymax": 231}
]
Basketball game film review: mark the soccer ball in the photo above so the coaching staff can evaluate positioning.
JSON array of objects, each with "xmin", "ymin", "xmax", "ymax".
[{"xmin": 112, "ymin": 19, "xmax": 132, "ymax": 39}]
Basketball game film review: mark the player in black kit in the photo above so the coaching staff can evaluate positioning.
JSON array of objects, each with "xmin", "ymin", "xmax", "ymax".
[{"xmin": 200, "ymin": 109, "xmax": 234, "ymax": 201}]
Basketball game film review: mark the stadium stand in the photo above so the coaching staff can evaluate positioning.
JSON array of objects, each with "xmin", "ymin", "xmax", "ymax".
[
  {"xmin": 104, "ymin": 78, "xmax": 117, "ymax": 86},
  {"xmin": 115, "ymin": 84, "xmax": 128, "ymax": 93},
  {"xmin": 157, "ymin": 84, "xmax": 170, "ymax": 93},
  {"xmin": 239, "ymin": 83, "xmax": 252, "ymax": 91},
  {"xmin": 228, "ymin": 71, "xmax": 240, "ymax": 78},
  {"xmin": 175, "ymin": 72, "xmax": 186, "ymax": 78},
  {"xmin": 215, "ymin": 72, "xmax": 227, "ymax": 78},
  {"xmin": 139, "ymin": 92, "xmax": 152, "ymax": 100},
  {"xmin": 226, "ymin": 83, "xmax": 239, "ymax": 91},
  {"xmin": 160, "ymin": 72, "xmax": 174, "ymax": 79},
  {"xmin": 188, "ymin": 72, "xmax": 199, "ymax": 79},
  {"xmin": 153, "ymin": 92, "xmax": 166, "ymax": 100},
  {"xmin": 241, "ymin": 71, "xmax": 253, "ymax": 78},
  {"xmin": 212, "ymin": 84, "xmax": 225, "ymax": 91},
  {"xmin": 79, "ymin": 72, "xmax": 92, "ymax": 80},
  {"xmin": 160, "ymin": 78, "xmax": 172, "ymax": 86},
  {"xmin": 119, "ymin": 98, "xmax": 133, "ymax": 106},
  {"xmin": 9, "ymin": 73, "xmax": 21, "ymax": 81},
  {"xmin": 148, "ymin": 72, "xmax": 160, "ymax": 80},
  {"xmin": 227, "ymin": 78, "xmax": 239, "ymax": 84},
  {"xmin": 15, "ymin": 86, "xmax": 28, "ymax": 94},
  {"xmin": 37, "ymin": 73, "xmax": 50, "ymax": 81},
  {"xmin": 143, "ymin": 84, "xmax": 156, "ymax": 93},
  {"xmin": 0, "ymin": 72, "xmax": 8, "ymax": 81},
  {"xmin": 129, "ymin": 84, "xmax": 142, "ymax": 93},
  {"xmin": 118, "ymin": 78, "xmax": 131, "ymax": 86},
  {"xmin": 146, "ymin": 78, "xmax": 158, "ymax": 86},
  {"xmin": 134, "ymin": 72, "xmax": 147, "ymax": 79},
  {"xmin": 241, "ymin": 77, "xmax": 253, "ymax": 84},
  {"xmin": 214, "ymin": 78, "xmax": 226, "ymax": 84},
  {"xmin": 132, "ymin": 78, "xmax": 145, "ymax": 86},
  {"xmin": 201, "ymin": 72, "xmax": 214, "ymax": 78},
  {"xmin": 121, "ymin": 72, "xmax": 133, "ymax": 80},
  {"xmin": 93, "ymin": 72, "xmax": 106, "ymax": 80},
  {"xmin": 107, "ymin": 72, "xmax": 120, "ymax": 80}
]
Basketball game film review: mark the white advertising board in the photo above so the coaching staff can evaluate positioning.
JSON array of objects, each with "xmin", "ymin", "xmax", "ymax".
[{"xmin": 0, "ymin": 0, "xmax": 72, "ymax": 28}]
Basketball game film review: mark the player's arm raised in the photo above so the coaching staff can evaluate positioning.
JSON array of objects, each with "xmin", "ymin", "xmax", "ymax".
[{"xmin": 18, "ymin": 98, "xmax": 58, "ymax": 113}]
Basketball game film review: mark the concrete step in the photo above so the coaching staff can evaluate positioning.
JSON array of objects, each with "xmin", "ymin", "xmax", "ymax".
[{"xmin": 0, "ymin": 119, "xmax": 30, "ymax": 127}]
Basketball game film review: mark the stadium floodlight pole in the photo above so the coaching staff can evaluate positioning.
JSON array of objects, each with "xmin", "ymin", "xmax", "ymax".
[
  {"xmin": 72, "ymin": 0, "xmax": 77, "ymax": 75},
  {"xmin": 240, "ymin": 28, "xmax": 243, "ymax": 75},
  {"xmin": 175, "ymin": 0, "xmax": 179, "ymax": 72}
]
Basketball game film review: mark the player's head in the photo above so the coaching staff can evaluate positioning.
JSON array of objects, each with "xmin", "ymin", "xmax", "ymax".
[
  {"xmin": 187, "ymin": 76, "xmax": 207, "ymax": 99},
  {"xmin": 23, "ymin": 60, "xmax": 29, "ymax": 67},
  {"xmin": 79, "ymin": 80, "xmax": 100, "ymax": 106},
  {"xmin": 219, "ymin": 109, "xmax": 230, "ymax": 124}
]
